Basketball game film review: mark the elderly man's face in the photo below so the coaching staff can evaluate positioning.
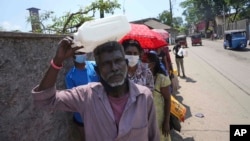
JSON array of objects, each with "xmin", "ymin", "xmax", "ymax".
[{"xmin": 98, "ymin": 50, "xmax": 127, "ymax": 87}]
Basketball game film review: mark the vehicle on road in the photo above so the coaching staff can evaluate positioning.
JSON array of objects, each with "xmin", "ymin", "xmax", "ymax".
[
  {"xmin": 223, "ymin": 29, "xmax": 247, "ymax": 49},
  {"xmin": 190, "ymin": 34, "xmax": 202, "ymax": 46},
  {"xmin": 175, "ymin": 35, "xmax": 187, "ymax": 48}
]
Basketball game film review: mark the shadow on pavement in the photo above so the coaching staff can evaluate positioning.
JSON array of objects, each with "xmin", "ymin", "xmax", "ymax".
[
  {"xmin": 190, "ymin": 45, "xmax": 203, "ymax": 47},
  {"xmin": 170, "ymin": 83, "xmax": 194, "ymax": 140},
  {"xmin": 183, "ymin": 103, "xmax": 192, "ymax": 120},
  {"xmin": 170, "ymin": 130, "xmax": 195, "ymax": 141},
  {"xmin": 179, "ymin": 76, "xmax": 197, "ymax": 83},
  {"xmin": 230, "ymin": 47, "xmax": 250, "ymax": 52},
  {"xmin": 175, "ymin": 95, "xmax": 192, "ymax": 120}
]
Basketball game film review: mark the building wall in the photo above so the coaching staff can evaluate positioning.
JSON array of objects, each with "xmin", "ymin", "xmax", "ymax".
[
  {"xmin": 226, "ymin": 19, "xmax": 248, "ymax": 30},
  {"xmin": 0, "ymin": 32, "xmax": 82, "ymax": 141},
  {"xmin": 215, "ymin": 16, "xmax": 224, "ymax": 25}
]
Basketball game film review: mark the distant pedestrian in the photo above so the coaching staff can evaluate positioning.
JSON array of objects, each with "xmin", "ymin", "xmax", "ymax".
[
  {"xmin": 214, "ymin": 33, "xmax": 217, "ymax": 39},
  {"xmin": 173, "ymin": 42, "xmax": 186, "ymax": 77}
]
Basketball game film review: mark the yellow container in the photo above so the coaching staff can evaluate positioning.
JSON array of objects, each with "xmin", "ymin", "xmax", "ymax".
[
  {"xmin": 173, "ymin": 69, "xmax": 178, "ymax": 75},
  {"xmin": 171, "ymin": 95, "xmax": 186, "ymax": 122}
]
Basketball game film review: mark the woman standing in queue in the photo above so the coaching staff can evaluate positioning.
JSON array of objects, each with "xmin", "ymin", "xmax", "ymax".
[
  {"xmin": 143, "ymin": 51, "xmax": 171, "ymax": 141},
  {"xmin": 121, "ymin": 39, "xmax": 154, "ymax": 91}
]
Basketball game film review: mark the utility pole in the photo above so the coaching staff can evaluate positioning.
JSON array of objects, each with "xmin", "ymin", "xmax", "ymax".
[
  {"xmin": 169, "ymin": 0, "xmax": 173, "ymax": 27},
  {"xmin": 123, "ymin": 0, "xmax": 126, "ymax": 15},
  {"xmin": 169, "ymin": 0, "xmax": 173, "ymax": 45},
  {"xmin": 100, "ymin": 0, "xmax": 104, "ymax": 18},
  {"xmin": 223, "ymin": 4, "xmax": 226, "ymax": 33}
]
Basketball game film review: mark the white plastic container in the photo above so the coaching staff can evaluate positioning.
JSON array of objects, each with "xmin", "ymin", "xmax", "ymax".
[
  {"xmin": 72, "ymin": 15, "xmax": 131, "ymax": 53},
  {"xmin": 177, "ymin": 48, "xmax": 188, "ymax": 57}
]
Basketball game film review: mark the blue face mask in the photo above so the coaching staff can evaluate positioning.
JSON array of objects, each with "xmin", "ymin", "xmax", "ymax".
[{"xmin": 74, "ymin": 54, "xmax": 87, "ymax": 63}]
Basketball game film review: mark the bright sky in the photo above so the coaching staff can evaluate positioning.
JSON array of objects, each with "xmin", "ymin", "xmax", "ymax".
[{"xmin": 0, "ymin": 0, "xmax": 185, "ymax": 32}]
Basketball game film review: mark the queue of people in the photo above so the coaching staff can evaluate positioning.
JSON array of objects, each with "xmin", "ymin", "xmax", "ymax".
[
  {"xmin": 31, "ymin": 35, "xmax": 185, "ymax": 141},
  {"xmin": 121, "ymin": 39, "xmax": 171, "ymax": 140}
]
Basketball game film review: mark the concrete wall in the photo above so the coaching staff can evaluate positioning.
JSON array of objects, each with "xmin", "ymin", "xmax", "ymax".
[
  {"xmin": 215, "ymin": 19, "xmax": 250, "ymax": 39},
  {"xmin": 0, "ymin": 32, "xmax": 82, "ymax": 141}
]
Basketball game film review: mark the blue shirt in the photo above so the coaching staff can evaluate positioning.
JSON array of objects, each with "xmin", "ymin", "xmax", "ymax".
[{"xmin": 65, "ymin": 61, "xmax": 99, "ymax": 124}]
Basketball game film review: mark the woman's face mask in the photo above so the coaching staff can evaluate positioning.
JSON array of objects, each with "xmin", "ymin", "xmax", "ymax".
[
  {"xmin": 74, "ymin": 54, "xmax": 87, "ymax": 63},
  {"xmin": 125, "ymin": 55, "xmax": 139, "ymax": 67}
]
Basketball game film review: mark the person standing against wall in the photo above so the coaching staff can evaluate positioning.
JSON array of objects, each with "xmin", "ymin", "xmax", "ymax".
[{"xmin": 65, "ymin": 51, "xmax": 99, "ymax": 141}]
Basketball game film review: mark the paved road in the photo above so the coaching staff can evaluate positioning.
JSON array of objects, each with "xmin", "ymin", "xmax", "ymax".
[{"xmin": 169, "ymin": 38, "xmax": 250, "ymax": 141}]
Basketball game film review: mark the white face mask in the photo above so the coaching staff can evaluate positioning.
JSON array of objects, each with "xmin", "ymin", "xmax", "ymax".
[{"xmin": 125, "ymin": 55, "xmax": 139, "ymax": 67}]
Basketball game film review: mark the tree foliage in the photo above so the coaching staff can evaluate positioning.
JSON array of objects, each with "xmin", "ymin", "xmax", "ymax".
[
  {"xmin": 157, "ymin": 10, "xmax": 172, "ymax": 26},
  {"xmin": 172, "ymin": 17, "xmax": 183, "ymax": 28},
  {"xmin": 180, "ymin": 0, "xmax": 202, "ymax": 25},
  {"xmin": 27, "ymin": 0, "xmax": 121, "ymax": 34},
  {"xmin": 157, "ymin": 10, "xmax": 185, "ymax": 33},
  {"xmin": 225, "ymin": 0, "xmax": 250, "ymax": 22},
  {"xmin": 179, "ymin": 0, "xmax": 249, "ymax": 34},
  {"xmin": 180, "ymin": 0, "xmax": 249, "ymax": 24},
  {"xmin": 157, "ymin": 10, "xmax": 184, "ymax": 28}
]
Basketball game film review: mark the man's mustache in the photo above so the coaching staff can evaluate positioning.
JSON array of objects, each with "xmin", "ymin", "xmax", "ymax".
[{"xmin": 106, "ymin": 71, "xmax": 124, "ymax": 80}]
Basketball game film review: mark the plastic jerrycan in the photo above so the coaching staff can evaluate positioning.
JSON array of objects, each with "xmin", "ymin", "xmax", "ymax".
[{"xmin": 72, "ymin": 15, "xmax": 131, "ymax": 53}]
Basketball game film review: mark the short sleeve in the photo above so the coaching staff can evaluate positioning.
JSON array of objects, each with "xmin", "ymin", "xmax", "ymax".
[{"xmin": 157, "ymin": 74, "xmax": 171, "ymax": 88}]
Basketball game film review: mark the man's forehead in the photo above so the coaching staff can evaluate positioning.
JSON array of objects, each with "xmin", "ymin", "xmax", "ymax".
[{"xmin": 99, "ymin": 50, "xmax": 124, "ymax": 60}]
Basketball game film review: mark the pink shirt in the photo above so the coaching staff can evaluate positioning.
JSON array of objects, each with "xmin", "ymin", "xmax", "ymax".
[
  {"xmin": 108, "ymin": 93, "xmax": 129, "ymax": 126},
  {"xmin": 32, "ymin": 80, "xmax": 160, "ymax": 141}
]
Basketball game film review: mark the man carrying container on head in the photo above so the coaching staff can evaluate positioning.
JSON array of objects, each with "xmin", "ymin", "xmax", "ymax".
[{"xmin": 31, "ymin": 36, "xmax": 160, "ymax": 141}]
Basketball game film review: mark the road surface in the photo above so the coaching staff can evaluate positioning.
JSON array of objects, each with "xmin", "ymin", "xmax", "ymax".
[{"xmin": 169, "ymin": 38, "xmax": 250, "ymax": 141}]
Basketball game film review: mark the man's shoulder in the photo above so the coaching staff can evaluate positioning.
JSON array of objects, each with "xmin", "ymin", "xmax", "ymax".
[
  {"xmin": 87, "ymin": 82, "xmax": 101, "ymax": 86},
  {"xmin": 76, "ymin": 82, "xmax": 102, "ymax": 92}
]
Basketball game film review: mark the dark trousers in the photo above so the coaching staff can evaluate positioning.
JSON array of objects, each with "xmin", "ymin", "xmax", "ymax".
[{"xmin": 175, "ymin": 58, "xmax": 185, "ymax": 76}]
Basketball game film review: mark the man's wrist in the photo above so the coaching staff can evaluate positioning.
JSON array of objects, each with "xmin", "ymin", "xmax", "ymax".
[
  {"xmin": 51, "ymin": 59, "xmax": 63, "ymax": 70},
  {"xmin": 53, "ymin": 57, "xmax": 64, "ymax": 66}
]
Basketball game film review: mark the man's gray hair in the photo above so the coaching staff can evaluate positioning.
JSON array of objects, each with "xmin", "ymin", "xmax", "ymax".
[{"xmin": 93, "ymin": 41, "xmax": 125, "ymax": 65}]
